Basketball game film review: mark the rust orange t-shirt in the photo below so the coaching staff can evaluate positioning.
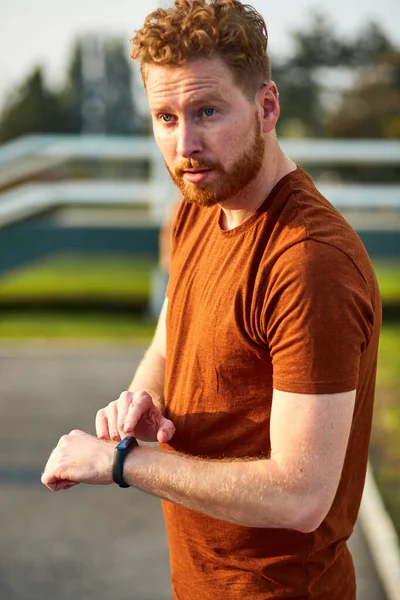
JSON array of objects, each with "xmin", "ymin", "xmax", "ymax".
[{"xmin": 162, "ymin": 168, "xmax": 381, "ymax": 600}]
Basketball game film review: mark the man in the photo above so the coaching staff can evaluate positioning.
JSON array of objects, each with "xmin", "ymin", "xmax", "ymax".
[{"xmin": 42, "ymin": 1, "xmax": 382, "ymax": 598}]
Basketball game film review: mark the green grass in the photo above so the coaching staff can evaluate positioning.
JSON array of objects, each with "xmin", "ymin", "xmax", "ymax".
[
  {"xmin": 373, "ymin": 260, "xmax": 400, "ymax": 302},
  {"xmin": 376, "ymin": 323, "xmax": 400, "ymax": 387},
  {"xmin": 0, "ymin": 310, "xmax": 157, "ymax": 341},
  {"xmin": 0, "ymin": 255, "xmax": 160, "ymax": 340},
  {"xmin": 0, "ymin": 255, "xmax": 157, "ymax": 303},
  {"xmin": 371, "ymin": 322, "xmax": 400, "ymax": 537}
]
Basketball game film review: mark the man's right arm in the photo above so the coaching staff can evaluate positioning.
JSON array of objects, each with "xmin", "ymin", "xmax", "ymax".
[{"xmin": 128, "ymin": 297, "xmax": 168, "ymax": 413}]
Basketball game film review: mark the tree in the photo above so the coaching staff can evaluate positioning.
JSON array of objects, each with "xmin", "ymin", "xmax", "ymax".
[
  {"xmin": 273, "ymin": 13, "xmax": 341, "ymax": 137},
  {"xmin": 60, "ymin": 36, "xmax": 139, "ymax": 135},
  {"xmin": 0, "ymin": 67, "xmax": 69, "ymax": 143},
  {"xmin": 0, "ymin": 35, "xmax": 142, "ymax": 143},
  {"xmin": 104, "ymin": 40, "xmax": 137, "ymax": 135},
  {"xmin": 273, "ymin": 14, "xmax": 397, "ymax": 138},
  {"xmin": 326, "ymin": 49, "xmax": 400, "ymax": 139},
  {"xmin": 60, "ymin": 41, "xmax": 85, "ymax": 133},
  {"xmin": 346, "ymin": 22, "xmax": 394, "ymax": 67}
]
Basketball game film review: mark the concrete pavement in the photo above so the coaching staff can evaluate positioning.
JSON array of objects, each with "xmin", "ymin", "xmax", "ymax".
[{"xmin": 0, "ymin": 344, "xmax": 387, "ymax": 599}]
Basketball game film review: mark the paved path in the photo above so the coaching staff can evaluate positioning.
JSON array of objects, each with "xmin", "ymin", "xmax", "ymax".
[{"xmin": 0, "ymin": 345, "xmax": 387, "ymax": 599}]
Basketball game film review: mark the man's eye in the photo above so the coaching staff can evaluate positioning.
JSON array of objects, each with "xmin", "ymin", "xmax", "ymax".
[
  {"xmin": 160, "ymin": 114, "xmax": 173, "ymax": 123},
  {"xmin": 203, "ymin": 108, "xmax": 215, "ymax": 117}
]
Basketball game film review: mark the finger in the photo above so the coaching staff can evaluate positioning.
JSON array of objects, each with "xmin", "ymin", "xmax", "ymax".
[
  {"xmin": 106, "ymin": 401, "xmax": 121, "ymax": 441},
  {"xmin": 44, "ymin": 477, "xmax": 78, "ymax": 492},
  {"xmin": 57, "ymin": 480, "xmax": 80, "ymax": 491},
  {"xmin": 96, "ymin": 408, "xmax": 110, "ymax": 440},
  {"xmin": 156, "ymin": 418, "xmax": 176, "ymax": 443},
  {"xmin": 41, "ymin": 450, "xmax": 62, "ymax": 489},
  {"xmin": 124, "ymin": 392, "xmax": 152, "ymax": 434},
  {"xmin": 41, "ymin": 470, "xmax": 59, "ymax": 491},
  {"xmin": 134, "ymin": 390, "xmax": 153, "ymax": 404},
  {"xmin": 68, "ymin": 429, "xmax": 85, "ymax": 436},
  {"xmin": 117, "ymin": 391, "xmax": 134, "ymax": 438}
]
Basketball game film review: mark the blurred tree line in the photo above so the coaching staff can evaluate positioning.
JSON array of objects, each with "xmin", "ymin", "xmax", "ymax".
[
  {"xmin": 0, "ymin": 36, "xmax": 147, "ymax": 142},
  {"xmin": 274, "ymin": 14, "xmax": 400, "ymax": 139},
  {"xmin": 0, "ymin": 13, "xmax": 399, "ymax": 144}
]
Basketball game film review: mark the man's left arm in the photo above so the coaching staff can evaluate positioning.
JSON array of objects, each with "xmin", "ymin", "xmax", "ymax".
[{"xmin": 41, "ymin": 388, "xmax": 355, "ymax": 533}]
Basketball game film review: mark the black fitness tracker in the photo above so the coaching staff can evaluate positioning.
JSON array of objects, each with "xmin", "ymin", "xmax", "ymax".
[{"xmin": 112, "ymin": 436, "xmax": 139, "ymax": 488}]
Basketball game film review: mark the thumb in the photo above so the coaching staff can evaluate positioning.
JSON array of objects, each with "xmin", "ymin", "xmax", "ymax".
[{"xmin": 156, "ymin": 417, "xmax": 176, "ymax": 443}]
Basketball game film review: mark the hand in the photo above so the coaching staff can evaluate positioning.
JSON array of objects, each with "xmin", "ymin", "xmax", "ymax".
[
  {"xmin": 95, "ymin": 390, "xmax": 175, "ymax": 444},
  {"xmin": 41, "ymin": 430, "xmax": 114, "ymax": 491}
]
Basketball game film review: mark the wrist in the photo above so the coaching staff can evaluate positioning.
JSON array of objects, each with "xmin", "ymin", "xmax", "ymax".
[
  {"xmin": 100, "ymin": 441, "xmax": 116, "ymax": 485},
  {"xmin": 117, "ymin": 444, "xmax": 154, "ymax": 489}
]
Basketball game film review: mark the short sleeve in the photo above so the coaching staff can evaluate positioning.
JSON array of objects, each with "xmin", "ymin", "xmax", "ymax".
[{"xmin": 264, "ymin": 240, "xmax": 375, "ymax": 395}]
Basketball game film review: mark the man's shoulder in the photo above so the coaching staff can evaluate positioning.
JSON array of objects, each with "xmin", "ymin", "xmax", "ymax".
[{"xmin": 272, "ymin": 171, "xmax": 371, "ymax": 275}]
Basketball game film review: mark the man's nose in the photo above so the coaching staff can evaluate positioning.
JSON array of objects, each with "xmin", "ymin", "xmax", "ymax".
[{"xmin": 176, "ymin": 122, "xmax": 203, "ymax": 158}]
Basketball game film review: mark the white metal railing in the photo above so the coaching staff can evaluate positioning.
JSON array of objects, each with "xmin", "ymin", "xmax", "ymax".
[
  {"xmin": 0, "ymin": 136, "xmax": 179, "ymax": 225},
  {"xmin": 280, "ymin": 139, "xmax": 400, "ymax": 164},
  {"xmin": 1, "ymin": 136, "xmax": 399, "ymax": 170},
  {"xmin": 0, "ymin": 136, "xmax": 399, "ymax": 230},
  {"xmin": 1, "ymin": 181, "xmax": 399, "ymax": 229},
  {"xmin": 316, "ymin": 184, "xmax": 400, "ymax": 209},
  {"xmin": 0, "ymin": 135, "xmax": 161, "ymax": 191},
  {"xmin": 0, "ymin": 181, "xmax": 162, "ymax": 227}
]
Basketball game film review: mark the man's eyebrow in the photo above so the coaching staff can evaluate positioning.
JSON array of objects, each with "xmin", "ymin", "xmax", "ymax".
[
  {"xmin": 150, "ymin": 105, "xmax": 171, "ymax": 114},
  {"xmin": 151, "ymin": 96, "xmax": 226, "ymax": 113},
  {"xmin": 186, "ymin": 95, "xmax": 226, "ymax": 106}
]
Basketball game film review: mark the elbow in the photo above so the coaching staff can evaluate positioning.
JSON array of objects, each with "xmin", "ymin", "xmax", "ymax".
[
  {"xmin": 248, "ymin": 492, "xmax": 332, "ymax": 532},
  {"xmin": 291, "ymin": 494, "xmax": 333, "ymax": 534}
]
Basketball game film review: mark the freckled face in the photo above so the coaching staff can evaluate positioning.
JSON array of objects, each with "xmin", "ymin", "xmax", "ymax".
[{"xmin": 146, "ymin": 57, "xmax": 265, "ymax": 206}]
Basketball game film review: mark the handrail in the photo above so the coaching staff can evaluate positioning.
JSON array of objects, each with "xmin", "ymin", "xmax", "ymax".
[
  {"xmin": 0, "ymin": 135, "xmax": 399, "ymax": 232},
  {"xmin": 1, "ymin": 136, "xmax": 400, "ymax": 192},
  {"xmin": 0, "ymin": 134, "xmax": 155, "ymax": 167},
  {"xmin": 0, "ymin": 181, "xmax": 161, "ymax": 227},
  {"xmin": 1, "ymin": 181, "xmax": 399, "ymax": 230},
  {"xmin": 281, "ymin": 139, "xmax": 400, "ymax": 164},
  {"xmin": 1, "ymin": 135, "xmax": 400, "ymax": 166}
]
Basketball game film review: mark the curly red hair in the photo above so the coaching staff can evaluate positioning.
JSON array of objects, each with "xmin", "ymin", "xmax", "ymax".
[{"xmin": 130, "ymin": 0, "xmax": 271, "ymax": 98}]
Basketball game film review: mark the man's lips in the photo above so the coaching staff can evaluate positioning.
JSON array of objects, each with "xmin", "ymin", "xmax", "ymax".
[{"xmin": 182, "ymin": 168, "xmax": 212, "ymax": 184}]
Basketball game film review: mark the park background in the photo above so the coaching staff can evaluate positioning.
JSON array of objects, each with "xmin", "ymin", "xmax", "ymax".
[{"xmin": 0, "ymin": 1, "xmax": 399, "ymax": 599}]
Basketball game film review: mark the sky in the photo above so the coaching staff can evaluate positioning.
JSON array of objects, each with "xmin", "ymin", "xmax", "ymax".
[{"xmin": 0, "ymin": 0, "xmax": 399, "ymax": 110}]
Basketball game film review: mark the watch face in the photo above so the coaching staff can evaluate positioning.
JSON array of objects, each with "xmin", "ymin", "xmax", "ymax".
[{"xmin": 118, "ymin": 436, "xmax": 137, "ymax": 450}]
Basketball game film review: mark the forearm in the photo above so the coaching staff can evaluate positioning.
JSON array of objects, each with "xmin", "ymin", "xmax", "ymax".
[
  {"xmin": 123, "ymin": 445, "xmax": 317, "ymax": 532},
  {"xmin": 128, "ymin": 345, "xmax": 166, "ymax": 412}
]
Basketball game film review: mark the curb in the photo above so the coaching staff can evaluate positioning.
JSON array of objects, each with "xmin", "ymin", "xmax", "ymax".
[{"xmin": 359, "ymin": 461, "xmax": 400, "ymax": 600}]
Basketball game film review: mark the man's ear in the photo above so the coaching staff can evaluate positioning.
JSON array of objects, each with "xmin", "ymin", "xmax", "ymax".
[{"xmin": 259, "ymin": 81, "xmax": 280, "ymax": 133}]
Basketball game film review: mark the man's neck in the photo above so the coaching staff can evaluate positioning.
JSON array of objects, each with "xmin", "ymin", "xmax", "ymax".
[{"xmin": 219, "ymin": 146, "xmax": 296, "ymax": 231}]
